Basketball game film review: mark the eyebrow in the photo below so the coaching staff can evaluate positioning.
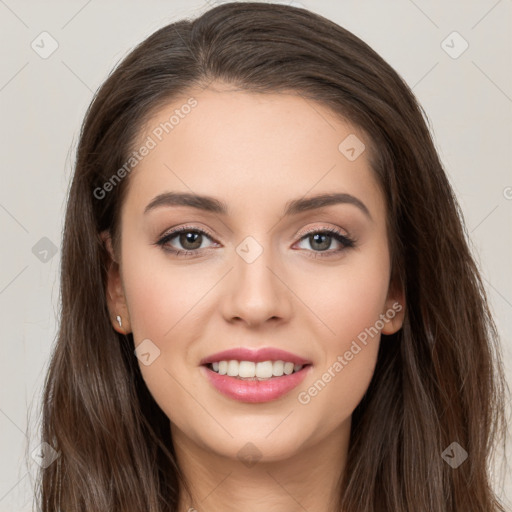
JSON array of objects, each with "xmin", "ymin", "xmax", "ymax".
[{"xmin": 144, "ymin": 191, "xmax": 372, "ymax": 220}]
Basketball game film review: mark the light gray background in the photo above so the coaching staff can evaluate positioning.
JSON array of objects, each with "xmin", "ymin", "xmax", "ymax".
[{"xmin": 0, "ymin": 0, "xmax": 511, "ymax": 510}]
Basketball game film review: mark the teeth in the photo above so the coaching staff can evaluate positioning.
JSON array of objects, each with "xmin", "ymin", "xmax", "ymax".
[
  {"xmin": 284, "ymin": 362, "xmax": 294, "ymax": 375},
  {"xmin": 272, "ymin": 360, "xmax": 284, "ymax": 376},
  {"xmin": 237, "ymin": 361, "xmax": 254, "ymax": 378},
  {"xmin": 208, "ymin": 359, "xmax": 305, "ymax": 379},
  {"xmin": 227, "ymin": 360, "xmax": 239, "ymax": 377}
]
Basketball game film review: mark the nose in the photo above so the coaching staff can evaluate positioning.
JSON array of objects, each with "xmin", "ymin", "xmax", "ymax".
[{"xmin": 219, "ymin": 239, "xmax": 293, "ymax": 328}]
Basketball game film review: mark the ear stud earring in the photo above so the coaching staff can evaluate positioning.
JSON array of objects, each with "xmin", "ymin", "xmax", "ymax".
[{"xmin": 116, "ymin": 315, "xmax": 122, "ymax": 328}]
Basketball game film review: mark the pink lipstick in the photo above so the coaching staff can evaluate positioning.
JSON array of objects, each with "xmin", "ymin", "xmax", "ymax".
[{"xmin": 199, "ymin": 347, "xmax": 313, "ymax": 403}]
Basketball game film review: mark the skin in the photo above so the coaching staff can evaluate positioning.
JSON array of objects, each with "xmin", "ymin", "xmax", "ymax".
[{"xmin": 103, "ymin": 83, "xmax": 405, "ymax": 512}]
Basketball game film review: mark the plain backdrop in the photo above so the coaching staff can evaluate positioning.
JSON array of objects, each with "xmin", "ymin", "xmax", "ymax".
[{"xmin": 0, "ymin": 0, "xmax": 511, "ymax": 510}]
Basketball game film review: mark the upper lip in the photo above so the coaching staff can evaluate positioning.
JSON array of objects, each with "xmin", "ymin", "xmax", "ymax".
[{"xmin": 200, "ymin": 347, "xmax": 312, "ymax": 366}]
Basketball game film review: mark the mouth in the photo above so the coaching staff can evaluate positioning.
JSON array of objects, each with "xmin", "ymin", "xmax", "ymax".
[
  {"xmin": 200, "ymin": 359, "xmax": 313, "ymax": 403},
  {"xmin": 203, "ymin": 360, "xmax": 312, "ymax": 380},
  {"xmin": 199, "ymin": 347, "xmax": 313, "ymax": 402}
]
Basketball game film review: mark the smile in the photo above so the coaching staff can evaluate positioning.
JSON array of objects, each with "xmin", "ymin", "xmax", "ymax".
[
  {"xmin": 201, "ymin": 361, "xmax": 312, "ymax": 403},
  {"xmin": 208, "ymin": 359, "xmax": 304, "ymax": 379}
]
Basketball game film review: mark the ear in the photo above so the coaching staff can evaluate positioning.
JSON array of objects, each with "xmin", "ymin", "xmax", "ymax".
[
  {"xmin": 381, "ymin": 275, "xmax": 405, "ymax": 335},
  {"xmin": 100, "ymin": 230, "xmax": 131, "ymax": 334}
]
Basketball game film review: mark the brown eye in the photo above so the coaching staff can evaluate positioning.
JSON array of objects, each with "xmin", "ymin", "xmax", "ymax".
[
  {"xmin": 155, "ymin": 226, "xmax": 217, "ymax": 256},
  {"xmin": 177, "ymin": 231, "xmax": 203, "ymax": 250}
]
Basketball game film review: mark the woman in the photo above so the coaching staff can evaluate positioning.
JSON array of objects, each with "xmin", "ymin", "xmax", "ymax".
[{"xmin": 37, "ymin": 2, "xmax": 509, "ymax": 511}]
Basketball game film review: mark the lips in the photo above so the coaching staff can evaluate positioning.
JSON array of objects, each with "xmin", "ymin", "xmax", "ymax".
[
  {"xmin": 200, "ymin": 364, "xmax": 313, "ymax": 403},
  {"xmin": 199, "ymin": 347, "xmax": 312, "ymax": 366},
  {"xmin": 199, "ymin": 347, "xmax": 314, "ymax": 402}
]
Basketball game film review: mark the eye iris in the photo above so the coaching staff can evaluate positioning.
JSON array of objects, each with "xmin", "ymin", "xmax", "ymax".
[
  {"xmin": 310, "ymin": 233, "xmax": 331, "ymax": 251},
  {"xmin": 180, "ymin": 231, "xmax": 202, "ymax": 250}
]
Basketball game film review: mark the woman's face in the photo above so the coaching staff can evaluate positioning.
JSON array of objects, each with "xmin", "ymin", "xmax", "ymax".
[{"xmin": 104, "ymin": 84, "xmax": 404, "ymax": 464}]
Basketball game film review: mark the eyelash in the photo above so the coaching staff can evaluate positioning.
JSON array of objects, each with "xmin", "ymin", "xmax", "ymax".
[{"xmin": 154, "ymin": 225, "xmax": 356, "ymax": 259}]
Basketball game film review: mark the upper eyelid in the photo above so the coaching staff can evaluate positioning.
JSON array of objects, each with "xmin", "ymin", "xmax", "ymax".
[{"xmin": 160, "ymin": 225, "xmax": 217, "ymax": 242}]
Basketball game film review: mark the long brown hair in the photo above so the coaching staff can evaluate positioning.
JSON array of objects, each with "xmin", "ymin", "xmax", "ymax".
[{"xmin": 36, "ymin": 2, "xmax": 509, "ymax": 511}]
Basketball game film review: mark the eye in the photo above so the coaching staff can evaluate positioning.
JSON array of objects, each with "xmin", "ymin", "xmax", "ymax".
[
  {"xmin": 155, "ymin": 226, "xmax": 218, "ymax": 257},
  {"xmin": 294, "ymin": 227, "xmax": 355, "ymax": 258}
]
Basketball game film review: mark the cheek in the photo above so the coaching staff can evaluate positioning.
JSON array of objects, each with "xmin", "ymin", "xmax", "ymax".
[
  {"xmin": 305, "ymin": 251, "xmax": 390, "ymax": 347},
  {"xmin": 296, "ymin": 249, "xmax": 389, "ymax": 418},
  {"xmin": 296, "ymin": 301, "xmax": 384, "ymax": 438},
  {"xmin": 121, "ymin": 248, "xmax": 203, "ymax": 339},
  {"xmin": 120, "ymin": 247, "xmax": 213, "ymax": 388},
  {"xmin": 120, "ymin": 252, "xmax": 204, "ymax": 417}
]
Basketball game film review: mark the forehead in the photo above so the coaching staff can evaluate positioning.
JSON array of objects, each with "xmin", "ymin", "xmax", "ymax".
[{"xmin": 123, "ymin": 86, "xmax": 384, "ymax": 220}]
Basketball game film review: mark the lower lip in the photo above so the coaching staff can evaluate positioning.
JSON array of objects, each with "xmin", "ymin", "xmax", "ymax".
[{"xmin": 200, "ymin": 364, "xmax": 312, "ymax": 403}]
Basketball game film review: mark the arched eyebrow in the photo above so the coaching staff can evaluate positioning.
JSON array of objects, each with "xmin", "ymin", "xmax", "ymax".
[
  {"xmin": 144, "ymin": 191, "xmax": 372, "ymax": 221},
  {"xmin": 285, "ymin": 193, "xmax": 372, "ymax": 220}
]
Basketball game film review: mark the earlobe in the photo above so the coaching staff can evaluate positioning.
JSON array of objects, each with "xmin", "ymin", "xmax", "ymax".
[
  {"xmin": 381, "ymin": 302, "xmax": 405, "ymax": 335},
  {"xmin": 100, "ymin": 230, "xmax": 132, "ymax": 334},
  {"xmin": 381, "ymin": 280, "xmax": 406, "ymax": 335}
]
